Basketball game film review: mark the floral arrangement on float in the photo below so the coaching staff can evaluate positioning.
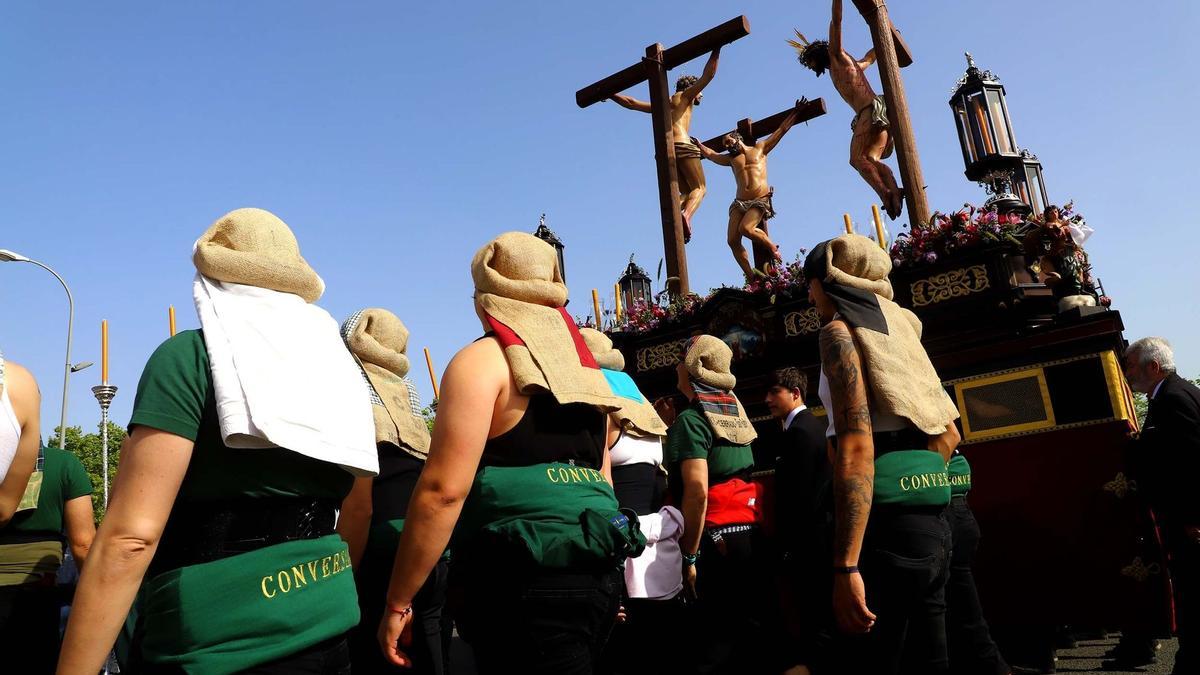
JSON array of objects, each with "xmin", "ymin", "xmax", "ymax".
[
  {"xmin": 611, "ymin": 254, "xmax": 809, "ymax": 334},
  {"xmin": 889, "ymin": 204, "xmax": 1026, "ymax": 268}
]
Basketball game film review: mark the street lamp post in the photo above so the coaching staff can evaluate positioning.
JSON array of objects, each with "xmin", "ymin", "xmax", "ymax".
[{"xmin": 0, "ymin": 249, "xmax": 89, "ymax": 448}]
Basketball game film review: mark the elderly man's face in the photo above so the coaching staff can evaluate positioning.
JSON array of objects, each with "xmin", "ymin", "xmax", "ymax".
[{"xmin": 1124, "ymin": 353, "xmax": 1163, "ymax": 394}]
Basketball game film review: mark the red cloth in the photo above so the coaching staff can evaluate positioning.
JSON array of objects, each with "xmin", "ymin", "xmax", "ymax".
[
  {"xmin": 485, "ymin": 308, "xmax": 600, "ymax": 370},
  {"xmin": 704, "ymin": 477, "xmax": 763, "ymax": 528}
]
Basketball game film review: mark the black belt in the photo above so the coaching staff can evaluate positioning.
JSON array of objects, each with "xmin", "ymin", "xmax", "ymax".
[
  {"xmin": 150, "ymin": 497, "xmax": 337, "ymax": 576},
  {"xmin": 0, "ymin": 531, "xmax": 64, "ymax": 546},
  {"xmin": 872, "ymin": 428, "xmax": 931, "ymax": 456}
]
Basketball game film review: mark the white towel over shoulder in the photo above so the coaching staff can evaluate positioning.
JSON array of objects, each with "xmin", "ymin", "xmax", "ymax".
[
  {"xmin": 624, "ymin": 505, "xmax": 685, "ymax": 600},
  {"xmin": 194, "ymin": 274, "xmax": 378, "ymax": 476}
]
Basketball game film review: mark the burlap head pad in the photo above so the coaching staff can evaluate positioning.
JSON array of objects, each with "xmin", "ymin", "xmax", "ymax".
[
  {"xmin": 580, "ymin": 328, "xmax": 667, "ymax": 438},
  {"xmin": 820, "ymin": 234, "xmax": 959, "ymax": 435},
  {"xmin": 342, "ymin": 309, "xmax": 430, "ymax": 459},
  {"xmin": 193, "ymin": 208, "xmax": 325, "ymax": 302},
  {"xmin": 684, "ymin": 335, "xmax": 757, "ymax": 446},
  {"xmin": 684, "ymin": 334, "xmax": 737, "ymax": 391},
  {"xmin": 473, "ymin": 233, "xmax": 618, "ymax": 410},
  {"xmin": 821, "ymin": 233, "xmax": 894, "ymax": 300},
  {"xmin": 580, "ymin": 328, "xmax": 625, "ymax": 371}
]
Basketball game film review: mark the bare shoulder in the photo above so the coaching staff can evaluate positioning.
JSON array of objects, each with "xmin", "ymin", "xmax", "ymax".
[
  {"xmin": 819, "ymin": 320, "xmax": 862, "ymax": 369},
  {"xmin": 819, "ymin": 319, "xmax": 854, "ymax": 345},
  {"xmin": 444, "ymin": 337, "xmax": 508, "ymax": 386},
  {"xmin": 2, "ymin": 361, "xmax": 40, "ymax": 401},
  {"xmin": 2, "ymin": 361, "xmax": 40, "ymax": 426}
]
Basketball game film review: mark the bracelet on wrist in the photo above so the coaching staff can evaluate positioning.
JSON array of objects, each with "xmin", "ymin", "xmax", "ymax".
[
  {"xmin": 682, "ymin": 552, "xmax": 699, "ymax": 567},
  {"xmin": 387, "ymin": 603, "xmax": 414, "ymax": 618},
  {"xmin": 833, "ymin": 565, "xmax": 860, "ymax": 575}
]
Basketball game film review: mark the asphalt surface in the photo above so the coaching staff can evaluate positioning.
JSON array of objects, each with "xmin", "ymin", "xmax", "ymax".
[
  {"xmin": 449, "ymin": 635, "xmax": 1181, "ymax": 674},
  {"xmin": 1042, "ymin": 636, "xmax": 1179, "ymax": 675}
]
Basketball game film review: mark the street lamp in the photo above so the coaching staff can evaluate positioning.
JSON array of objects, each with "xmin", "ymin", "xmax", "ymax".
[{"xmin": 0, "ymin": 249, "xmax": 89, "ymax": 448}]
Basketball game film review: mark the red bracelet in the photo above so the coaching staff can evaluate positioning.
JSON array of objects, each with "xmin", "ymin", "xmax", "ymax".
[{"xmin": 387, "ymin": 604, "xmax": 413, "ymax": 618}]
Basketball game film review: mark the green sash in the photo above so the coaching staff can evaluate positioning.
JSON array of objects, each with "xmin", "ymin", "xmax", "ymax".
[
  {"xmin": 873, "ymin": 450, "xmax": 952, "ymax": 507},
  {"xmin": 0, "ymin": 540, "xmax": 62, "ymax": 586},
  {"xmin": 140, "ymin": 534, "xmax": 358, "ymax": 675},
  {"xmin": 456, "ymin": 462, "xmax": 646, "ymax": 569},
  {"xmin": 948, "ymin": 454, "xmax": 971, "ymax": 496}
]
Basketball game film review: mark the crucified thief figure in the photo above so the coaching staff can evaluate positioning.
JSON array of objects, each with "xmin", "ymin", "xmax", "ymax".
[
  {"xmin": 698, "ymin": 103, "xmax": 802, "ymax": 281},
  {"xmin": 789, "ymin": 0, "xmax": 903, "ymax": 219},
  {"xmin": 609, "ymin": 48, "xmax": 720, "ymax": 242}
]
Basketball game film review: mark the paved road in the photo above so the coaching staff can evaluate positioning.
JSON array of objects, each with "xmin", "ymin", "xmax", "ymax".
[
  {"xmin": 1047, "ymin": 636, "xmax": 1178, "ymax": 674},
  {"xmin": 449, "ymin": 635, "xmax": 1180, "ymax": 673}
]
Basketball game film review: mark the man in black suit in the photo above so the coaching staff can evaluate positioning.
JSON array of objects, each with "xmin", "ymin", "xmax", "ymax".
[
  {"xmin": 764, "ymin": 367, "xmax": 833, "ymax": 674},
  {"xmin": 1125, "ymin": 336, "xmax": 1200, "ymax": 675}
]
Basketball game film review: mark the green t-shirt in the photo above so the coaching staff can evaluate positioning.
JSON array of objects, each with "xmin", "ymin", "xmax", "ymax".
[
  {"xmin": 665, "ymin": 407, "xmax": 754, "ymax": 482},
  {"xmin": 2, "ymin": 447, "xmax": 92, "ymax": 536},
  {"xmin": 128, "ymin": 330, "xmax": 353, "ymax": 502}
]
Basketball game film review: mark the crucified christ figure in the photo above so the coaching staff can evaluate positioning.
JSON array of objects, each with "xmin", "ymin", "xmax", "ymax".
[
  {"xmin": 698, "ymin": 103, "xmax": 802, "ymax": 280},
  {"xmin": 789, "ymin": 0, "xmax": 902, "ymax": 219},
  {"xmin": 608, "ymin": 48, "xmax": 720, "ymax": 242}
]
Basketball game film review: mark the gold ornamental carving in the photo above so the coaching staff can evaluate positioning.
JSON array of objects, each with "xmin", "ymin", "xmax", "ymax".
[
  {"xmin": 635, "ymin": 338, "xmax": 689, "ymax": 372},
  {"xmin": 1120, "ymin": 557, "xmax": 1161, "ymax": 583},
  {"xmin": 910, "ymin": 264, "xmax": 990, "ymax": 307},
  {"xmin": 1103, "ymin": 472, "xmax": 1137, "ymax": 499},
  {"xmin": 784, "ymin": 307, "xmax": 821, "ymax": 337}
]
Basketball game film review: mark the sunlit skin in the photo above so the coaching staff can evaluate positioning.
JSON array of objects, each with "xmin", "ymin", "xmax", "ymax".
[
  {"xmin": 609, "ymin": 49, "xmax": 721, "ymax": 239},
  {"xmin": 699, "ymin": 108, "xmax": 801, "ymax": 279}
]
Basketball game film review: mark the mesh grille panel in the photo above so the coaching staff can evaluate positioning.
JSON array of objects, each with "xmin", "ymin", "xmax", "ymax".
[{"xmin": 961, "ymin": 375, "xmax": 1049, "ymax": 432}]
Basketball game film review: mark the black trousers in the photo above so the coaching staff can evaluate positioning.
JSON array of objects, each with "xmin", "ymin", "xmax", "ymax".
[
  {"xmin": 599, "ymin": 595, "xmax": 686, "ymax": 675},
  {"xmin": 453, "ymin": 565, "xmax": 622, "ymax": 675},
  {"xmin": 833, "ymin": 505, "xmax": 952, "ymax": 675},
  {"xmin": 141, "ymin": 634, "xmax": 351, "ymax": 674},
  {"xmin": 351, "ymin": 556, "xmax": 450, "ymax": 674},
  {"xmin": 0, "ymin": 582, "xmax": 62, "ymax": 675},
  {"xmin": 1165, "ymin": 524, "xmax": 1198, "ymax": 674},
  {"xmin": 945, "ymin": 495, "xmax": 1009, "ymax": 675},
  {"xmin": 689, "ymin": 527, "xmax": 773, "ymax": 674}
]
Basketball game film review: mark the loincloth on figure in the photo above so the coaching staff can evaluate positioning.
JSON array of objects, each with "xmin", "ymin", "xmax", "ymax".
[
  {"xmin": 852, "ymin": 95, "xmax": 895, "ymax": 159},
  {"xmin": 674, "ymin": 137, "xmax": 704, "ymax": 160},
  {"xmin": 729, "ymin": 188, "xmax": 776, "ymax": 221}
]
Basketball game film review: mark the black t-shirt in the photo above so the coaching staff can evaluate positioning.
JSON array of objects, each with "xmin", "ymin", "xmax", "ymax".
[{"xmin": 481, "ymin": 394, "xmax": 605, "ymax": 470}]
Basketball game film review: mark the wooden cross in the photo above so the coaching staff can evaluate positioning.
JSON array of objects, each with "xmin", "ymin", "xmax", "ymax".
[
  {"xmin": 700, "ymin": 98, "xmax": 828, "ymax": 271},
  {"xmin": 576, "ymin": 17, "xmax": 752, "ymax": 298},
  {"xmin": 850, "ymin": 0, "xmax": 930, "ymax": 227}
]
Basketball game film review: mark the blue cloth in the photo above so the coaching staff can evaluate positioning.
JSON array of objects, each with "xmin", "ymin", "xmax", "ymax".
[{"xmin": 601, "ymin": 369, "xmax": 646, "ymax": 404}]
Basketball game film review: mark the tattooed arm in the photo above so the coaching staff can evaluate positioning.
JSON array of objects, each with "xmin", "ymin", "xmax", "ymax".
[{"xmin": 820, "ymin": 319, "xmax": 878, "ymax": 633}]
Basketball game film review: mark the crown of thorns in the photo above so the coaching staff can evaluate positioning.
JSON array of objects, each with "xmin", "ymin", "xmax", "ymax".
[{"xmin": 786, "ymin": 30, "xmax": 829, "ymax": 73}]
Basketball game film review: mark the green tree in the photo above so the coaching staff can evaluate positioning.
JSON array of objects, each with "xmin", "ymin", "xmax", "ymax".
[
  {"xmin": 48, "ymin": 422, "xmax": 124, "ymax": 523},
  {"xmin": 421, "ymin": 405, "xmax": 436, "ymax": 434}
]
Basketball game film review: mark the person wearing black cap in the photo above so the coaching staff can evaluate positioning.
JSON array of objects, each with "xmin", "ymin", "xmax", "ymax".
[{"xmin": 805, "ymin": 234, "xmax": 962, "ymax": 674}]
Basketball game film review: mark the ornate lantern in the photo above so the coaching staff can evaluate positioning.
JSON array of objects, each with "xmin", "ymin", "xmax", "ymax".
[
  {"xmin": 617, "ymin": 255, "xmax": 652, "ymax": 310},
  {"xmin": 1012, "ymin": 149, "xmax": 1049, "ymax": 216},
  {"xmin": 950, "ymin": 53, "xmax": 1019, "ymax": 182},
  {"xmin": 532, "ymin": 213, "xmax": 566, "ymax": 283},
  {"xmin": 951, "ymin": 53, "xmax": 1030, "ymax": 216}
]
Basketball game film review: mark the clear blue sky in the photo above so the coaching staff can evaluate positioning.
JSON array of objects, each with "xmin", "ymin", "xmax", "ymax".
[{"xmin": 1, "ymin": 1, "xmax": 1195, "ymax": 435}]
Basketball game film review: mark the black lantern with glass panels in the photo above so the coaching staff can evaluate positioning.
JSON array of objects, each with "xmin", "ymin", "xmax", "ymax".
[
  {"xmin": 617, "ymin": 255, "xmax": 652, "ymax": 310},
  {"xmin": 1012, "ymin": 149, "xmax": 1049, "ymax": 216},
  {"xmin": 532, "ymin": 213, "xmax": 566, "ymax": 283},
  {"xmin": 950, "ymin": 53, "xmax": 1020, "ymax": 181},
  {"xmin": 950, "ymin": 53, "xmax": 1029, "ymax": 216}
]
